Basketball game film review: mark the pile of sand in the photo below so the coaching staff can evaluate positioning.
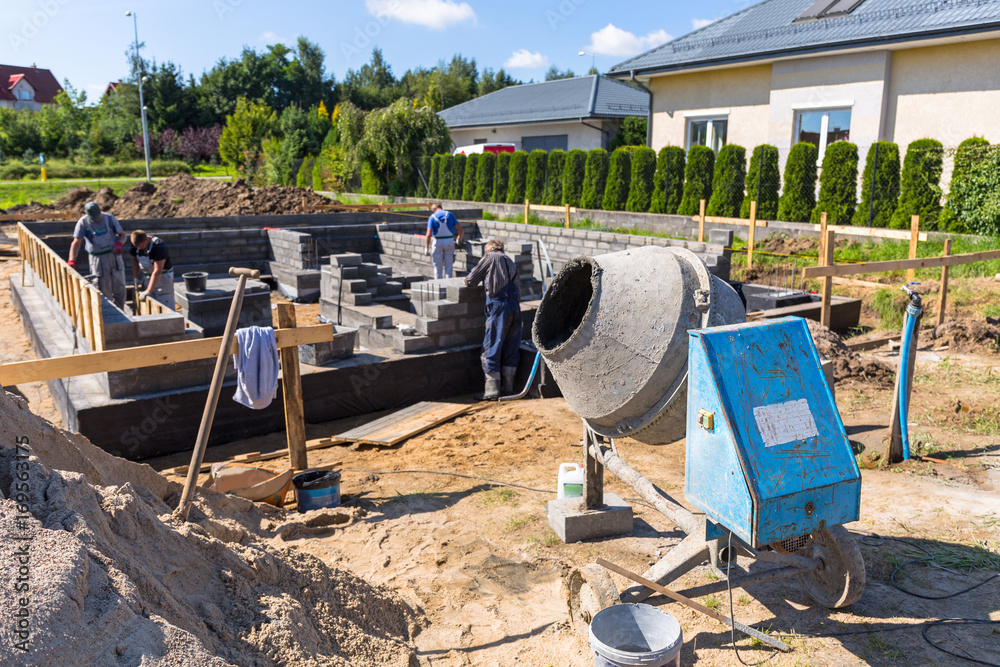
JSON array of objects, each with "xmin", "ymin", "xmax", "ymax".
[
  {"xmin": 929, "ymin": 318, "xmax": 1000, "ymax": 353},
  {"xmin": 806, "ymin": 319, "xmax": 895, "ymax": 385},
  {"xmin": 0, "ymin": 388, "xmax": 422, "ymax": 665}
]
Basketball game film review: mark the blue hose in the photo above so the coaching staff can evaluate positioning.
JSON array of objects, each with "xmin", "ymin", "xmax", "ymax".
[{"xmin": 898, "ymin": 290, "xmax": 923, "ymax": 461}]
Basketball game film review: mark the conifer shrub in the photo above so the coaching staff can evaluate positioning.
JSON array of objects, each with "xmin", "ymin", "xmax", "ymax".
[
  {"xmin": 493, "ymin": 152, "xmax": 511, "ymax": 203},
  {"xmin": 296, "ymin": 157, "xmax": 315, "ymax": 188},
  {"xmin": 474, "ymin": 152, "xmax": 495, "ymax": 202},
  {"xmin": 437, "ymin": 154, "xmax": 453, "ymax": 199},
  {"xmin": 360, "ymin": 163, "xmax": 384, "ymax": 195},
  {"xmin": 562, "ymin": 149, "xmax": 587, "ymax": 207},
  {"xmin": 811, "ymin": 141, "xmax": 858, "ymax": 225},
  {"xmin": 625, "ymin": 146, "xmax": 656, "ymax": 212},
  {"xmin": 890, "ymin": 139, "xmax": 943, "ymax": 229},
  {"xmin": 852, "ymin": 141, "xmax": 900, "ymax": 227},
  {"xmin": 544, "ymin": 150, "xmax": 567, "ymax": 206},
  {"xmin": 602, "ymin": 148, "xmax": 633, "ymax": 211},
  {"xmin": 741, "ymin": 145, "xmax": 779, "ymax": 219},
  {"xmin": 461, "ymin": 153, "xmax": 479, "ymax": 200},
  {"xmin": 650, "ymin": 146, "xmax": 685, "ymax": 214},
  {"xmin": 312, "ymin": 158, "xmax": 323, "ymax": 191},
  {"xmin": 449, "ymin": 153, "xmax": 466, "ymax": 200},
  {"xmin": 525, "ymin": 150, "xmax": 548, "ymax": 203},
  {"xmin": 706, "ymin": 144, "xmax": 746, "ymax": 217},
  {"xmin": 506, "ymin": 151, "xmax": 528, "ymax": 204},
  {"xmin": 678, "ymin": 145, "xmax": 715, "ymax": 216},
  {"xmin": 940, "ymin": 138, "xmax": 998, "ymax": 234},
  {"xmin": 580, "ymin": 149, "xmax": 609, "ymax": 209},
  {"xmin": 777, "ymin": 142, "xmax": 818, "ymax": 222}
]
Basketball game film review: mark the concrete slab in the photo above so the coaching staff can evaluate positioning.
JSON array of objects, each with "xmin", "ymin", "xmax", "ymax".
[{"xmin": 547, "ymin": 493, "xmax": 633, "ymax": 543}]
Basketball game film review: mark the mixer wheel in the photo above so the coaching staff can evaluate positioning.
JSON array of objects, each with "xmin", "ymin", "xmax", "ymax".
[
  {"xmin": 797, "ymin": 525, "xmax": 866, "ymax": 608},
  {"xmin": 567, "ymin": 563, "xmax": 619, "ymax": 633}
]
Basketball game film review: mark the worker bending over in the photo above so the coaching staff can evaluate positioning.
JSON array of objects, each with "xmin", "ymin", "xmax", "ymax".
[
  {"xmin": 464, "ymin": 239, "xmax": 521, "ymax": 400},
  {"xmin": 424, "ymin": 203, "xmax": 464, "ymax": 279},
  {"xmin": 130, "ymin": 230, "xmax": 175, "ymax": 310},
  {"xmin": 68, "ymin": 201, "xmax": 127, "ymax": 309}
]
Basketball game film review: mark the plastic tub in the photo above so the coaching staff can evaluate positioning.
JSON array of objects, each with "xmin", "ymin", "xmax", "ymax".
[
  {"xmin": 182, "ymin": 271, "xmax": 208, "ymax": 292},
  {"xmin": 292, "ymin": 469, "xmax": 342, "ymax": 512},
  {"xmin": 589, "ymin": 603, "xmax": 682, "ymax": 666}
]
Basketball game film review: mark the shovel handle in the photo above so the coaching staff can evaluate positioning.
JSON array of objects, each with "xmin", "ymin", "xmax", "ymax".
[{"xmin": 229, "ymin": 267, "xmax": 260, "ymax": 279}]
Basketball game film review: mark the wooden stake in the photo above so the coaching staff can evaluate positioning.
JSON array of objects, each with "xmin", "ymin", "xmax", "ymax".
[
  {"xmin": 697, "ymin": 199, "xmax": 706, "ymax": 243},
  {"xmin": 936, "ymin": 238, "xmax": 952, "ymax": 327},
  {"xmin": 821, "ymin": 227, "xmax": 834, "ymax": 329},
  {"xmin": 747, "ymin": 200, "xmax": 758, "ymax": 269},
  {"xmin": 818, "ymin": 211, "xmax": 828, "ymax": 264},
  {"xmin": 564, "ymin": 202, "xmax": 571, "ymax": 229},
  {"xmin": 276, "ymin": 303, "xmax": 308, "ymax": 472},
  {"xmin": 907, "ymin": 215, "xmax": 920, "ymax": 281},
  {"xmin": 524, "ymin": 199, "xmax": 530, "ymax": 224}
]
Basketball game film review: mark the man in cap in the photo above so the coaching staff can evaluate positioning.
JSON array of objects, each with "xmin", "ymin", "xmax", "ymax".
[
  {"xmin": 68, "ymin": 201, "xmax": 127, "ymax": 309},
  {"xmin": 464, "ymin": 239, "xmax": 521, "ymax": 400},
  {"xmin": 129, "ymin": 230, "xmax": 175, "ymax": 310}
]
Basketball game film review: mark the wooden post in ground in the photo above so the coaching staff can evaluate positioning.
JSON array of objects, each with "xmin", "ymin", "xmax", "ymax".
[
  {"xmin": 907, "ymin": 215, "xmax": 920, "ymax": 282},
  {"xmin": 936, "ymin": 238, "xmax": 952, "ymax": 327},
  {"xmin": 277, "ymin": 303, "xmax": 308, "ymax": 471},
  {"xmin": 821, "ymin": 227, "xmax": 835, "ymax": 329},
  {"xmin": 524, "ymin": 199, "xmax": 530, "ymax": 224},
  {"xmin": 698, "ymin": 199, "xmax": 706, "ymax": 243},
  {"xmin": 887, "ymin": 306, "xmax": 922, "ymax": 464},
  {"xmin": 564, "ymin": 203, "xmax": 571, "ymax": 228},
  {"xmin": 818, "ymin": 212, "xmax": 828, "ymax": 265},
  {"xmin": 747, "ymin": 200, "xmax": 758, "ymax": 269}
]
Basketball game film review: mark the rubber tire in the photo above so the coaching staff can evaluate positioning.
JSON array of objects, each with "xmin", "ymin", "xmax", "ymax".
[
  {"xmin": 798, "ymin": 525, "xmax": 866, "ymax": 608},
  {"xmin": 567, "ymin": 563, "xmax": 618, "ymax": 634}
]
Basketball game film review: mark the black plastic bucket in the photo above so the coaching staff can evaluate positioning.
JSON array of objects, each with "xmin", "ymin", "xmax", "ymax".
[
  {"xmin": 292, "ymin": 469, "xmax": 342, "ymax": 512},
  {"xmin": 182, "ymin": 271, "xmax": 208, "ymax": 292}
]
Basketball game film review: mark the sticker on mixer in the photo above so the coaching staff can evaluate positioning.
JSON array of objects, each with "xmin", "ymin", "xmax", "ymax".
[{"xmin": 753, "ymin": 399, "xmax": 818, "ymax": 448}]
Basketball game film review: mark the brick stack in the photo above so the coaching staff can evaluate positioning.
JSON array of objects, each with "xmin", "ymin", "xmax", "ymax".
[{"xmin": 320, "ymin": 253, "xmax": 408, "ymax": 309}]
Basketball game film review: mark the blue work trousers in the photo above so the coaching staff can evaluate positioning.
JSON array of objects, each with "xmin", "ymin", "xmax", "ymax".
[{"xmin": 481, "ymin": 280, "xmax": 522, "ymax": 374}]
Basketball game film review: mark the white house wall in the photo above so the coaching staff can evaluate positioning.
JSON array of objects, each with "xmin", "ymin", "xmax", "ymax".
[{"xmin": 448, "ymin": 119, "xmax": 619, "ymax": 152}]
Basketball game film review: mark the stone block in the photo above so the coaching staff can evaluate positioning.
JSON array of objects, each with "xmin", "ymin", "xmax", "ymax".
[
  {"xmin": 341, "ymin": 279, "xmax": 369, "ymax": 293},
  {"xmin": 357, "ymin": 263, "xmax": 378, "ymax": 278},
  {"xmin": 457, "ymin": 315, "xmax": 487, "ymax": 330},
  {"xmin": 345, "ymin": 292, "xmax": 372, "ymax": 306},
  {"xmin": 424, "ymin": 300, "xmax": 468, "ymax": 319},
  {"xmin": 393, "ymin": 334, "xmax": 438, "ymax": 354},
  {"xmin": 415, "ymin": 316, "xmax": 456, "ymax": 336},
  {"xmin": 366, "ymin": 274, "xmax": 388, "ymax": 287},
  {"xmin": 547, "ymin": 493, "xmax": 633, "ymax": 543},
  {"xmin": 377, "ymin": 282, "xmax": 402, "ymax": 296},
  {"xmin": 339, "ymin": 266, "xmax": 360, "ymax": 280},
  {"xmin": 134, "ymin": 313, "xmax": 185, "ymax": 338},
  {"xmin": 436, "ymin": 331, "xmax": 480, "ymax": 348},
  {"xmin": 377, "ymin": 265, "xmax": 393, "ymax": 276},
  {"xmin": 445, "ymin": 283, "xmax": 485, "ymax": 303},
  {"xmin": 330, "ymin": 253, "xmax": 362, "ymax": 267}
]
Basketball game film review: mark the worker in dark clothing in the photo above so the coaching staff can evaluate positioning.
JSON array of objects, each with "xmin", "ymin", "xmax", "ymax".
[
  {"xmin": 464, "ymin": 239, "xmax": 521, "ymax": 400},
  {"xmin": 129, "ymin": 229, "xmax": 175, "ymax": 310}
]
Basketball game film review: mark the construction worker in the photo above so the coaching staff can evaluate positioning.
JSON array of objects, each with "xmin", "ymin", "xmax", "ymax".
[
  {"xmin": 424, "ymin": 203, "xmax": 464, "ymax": 279},
  {"xmin": 464, "ymin": 239, "xmax": 521, "ymax": 400},
  {"xmin": 129, "ymin": 230, "xmax": 175, "ymax": 310},
  {"xmin": 68, "ymin": 201, "xmax": 127, "ymax": 309}
]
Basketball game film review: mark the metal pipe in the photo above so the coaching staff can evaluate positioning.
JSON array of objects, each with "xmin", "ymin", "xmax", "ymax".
[{"xmin": 629, "ymin": 70, "xmax": 654, "ymax": 148}]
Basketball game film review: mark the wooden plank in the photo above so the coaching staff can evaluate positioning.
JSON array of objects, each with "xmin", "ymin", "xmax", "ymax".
[
  {"xmin": 831, "ymin": 276, "xmax": 887, "ymax": 289},
  {"xmin": 277, "ymin": 303, "xmax": 308, "ymax": 471},
  {"xmin": 524, "ymin": 199, "xmax": 530, "ymax": 224},
  {"xmin": 702, "ymin": 215, "xmax": 769, "ymax": 228},
  {"xmin": 802, "ymin": 248, "xmax": 1000, "ymax": 278},
  {"xmin": 565, "ymin": 203, "xmax": 570, "ymax": 229},
  {"xmin": 821, "ymin": 226, "xmax": 834, "ymax": 329},
  {"xmin": 936, "ymin": 238, "xmax": 952, "ymax": 327},
  {"xmin": 524, "ymin": 203, "xmax": 576, "ymax": 214},
  {"xmin": 907, "ymin": 215, "xmax": 920, "ymax": 281},
  {"xmin": 814, "ymin": 223, "xmax": 928, "ymax": 242},
  {"xmin": 337, "ymin": 401, "xmax": 472, "ymax": 446},
  {"xmin": 846, "ymin": 334, "xmax": 901, "ymax": 352},
  {"xmin": 0, "ymin": 323, "xmax": 334, "ymax": 386},
  {"xmin": 747, "ymin": 200, "xmax": 757, "ymax": 269},
  {"xmin": 697, "ymin": 199, "xmax": 705, "ymax": 243}
]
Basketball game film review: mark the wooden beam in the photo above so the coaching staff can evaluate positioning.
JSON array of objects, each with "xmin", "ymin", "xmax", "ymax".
[
  {"xmin": 525, "ymin": 203, "xmax": 577, "ymax": 214},
  {"xmin": 814, "ymin": 223, "xmax": 928, "ymax": 242},
  {"xmin": 802, "ymin": 248, "xmax": 1000, "ymax": 278},
  {"xmin": 697, "ymin": 199, "xmax": 706, "ymax": 243},
  {"xmin": 936, "ymin": 238, "xmax": 952, "ymax": 328},
  {"xmin": 821, "ymin": 226, "xmax": 834, "ymax": 329},
  {"xmin": 524, "ymin": 199, "xmax": 530, "ymax": 224},
  {"xmin": 846, "ymin": 334, "xmax": 901, "ymax": 352},
  {"xmin": 747, "ymin": 200, "xmax": 757, "ymax": 269},
  {"xmin": 907, "ymin": 215, "xmax": 920, "ymax": 282},
  {"xmin": 702, "ymin": 215, "xmax": 769, "ymax": 228},
  {"xmin": 564, "ymin": 203, "xmax": 571, "ymax": 229},
  {"xmin": 0, "ymin": 324, "xmax": 333, "ymax": 386},
  {"xmin": 276, "ymin": 304, "xmax": 308, "ymax": 472}
]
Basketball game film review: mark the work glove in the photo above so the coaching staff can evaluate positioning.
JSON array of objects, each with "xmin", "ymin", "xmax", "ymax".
[
  {"xmin": 424, "ymin": 247, "xmax": 430, "ymax": 256},
  {"xmin": 67, "ymin": 259, "xmax": 76, "ymax": 268},
  {"xmin": 113, "ymin": 241, "xmax": 123, "ymax": 255},
  {"xmin": 138, "ymin": 290, "xmax": 149, "ymax": 302}
]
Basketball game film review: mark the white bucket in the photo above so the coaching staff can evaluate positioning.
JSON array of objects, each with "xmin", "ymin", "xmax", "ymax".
[
  {"xmin": 589, "ymin": 603, "xmax": 682, "ymax": 667},
  {"xmin": 557, "ymin": 462, "xmax": 584, "ymax": 499}
]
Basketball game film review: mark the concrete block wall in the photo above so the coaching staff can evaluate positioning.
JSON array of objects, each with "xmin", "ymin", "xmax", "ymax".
[
  {"xmin": 267, "ymin": 228, "xmax": 315, "ymax": 270},
  {"xmin": 320, "ymin": 253, "xmax": 407, "ymax": 308}
]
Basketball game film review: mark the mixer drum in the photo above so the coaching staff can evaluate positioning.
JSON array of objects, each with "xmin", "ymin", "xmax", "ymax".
[{"xmin": 531, "ymin": 246, "xmax": 745, "ymax": 444}]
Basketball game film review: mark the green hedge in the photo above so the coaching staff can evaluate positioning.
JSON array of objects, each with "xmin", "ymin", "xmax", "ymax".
[
  {"xmin": 493, "ymin": 152, "xmax": 511, "ymax": 203},
  {"xmin": 650, "ymin": 146, "xmax": 685, "ymax": 214},
  {"xmin": 603, "ymin": 148, "xmax": 633, "ymax": 211},
  {"xmin": 890, "ymin": 139, "xmax": 943, "ymax": 229},
  {"xmin": 706, "ymin": 144, "xmax": 745, "ymax": 217},
  {"xmin": 941, "ymin": 137, "xmax": 991, "ymax": 232},
  {"xmin": 678, "ymin": 146, "xmax": 715, "ymax": 216},
  {"xmin": 853, "ymin": 141, "xmax": 900, "ymax": 227},
  {"xmin": 544, "ymin": 150, "xmax": 566, "ymax": 206},
  {"xmin": 525, "ymin": 150, "xmax": 548, "ymax": 203},
  {"xmin": 626, "ymin": 147, "xmax": 656, "ymax": 212},
  {"xmin": 580, "ymin": 149, "xmax": 608, "ymax": 210},
  {"xmin": 741, "ymin": 145, "xmax": 779, "ymax": 219},
  {"xmin": 942, "ymin": 140, "xmax": 1000, "ymax": 235},
  {"xmin": 295, "ymin": 156, "xmax": 315, "ymax": 188},
  {"xmin": 0, "ymin": 159, "xmax": 192, "ymax": 181},
  {"xmin": 811, "ymin": 141, "xmax": 858, "ymax": 225},
  {"xmin": 428, "ymin": 155, "xmax": 441, "ymax": 198},
  {"xmin": 777, "ymin": 142, "xmax": 818, "ymax": 222},
  {"xmin": 562, "ymin": 149, "xmax": 587, "ymax": 207},
  {"xmin": 461, "ymin": 153, "xmax": 479, "ymax": 201},
  {"xmin": 437, "ymin": 154, "xmax": 453, "ymax": 199},
  {"xmin": 449, "ymin": 153, "xmax": 466, "ymax": 200},
  {"xmin": 417, "ymin": 156, "xmax": 433, "ymax": 196},
  {"xmin": 506, "ymin": 151, "xmax": 528, "ymax": 204},
  {"xmin": 474, "ymin": 153, "xmax": 495, "ymax": 202}
]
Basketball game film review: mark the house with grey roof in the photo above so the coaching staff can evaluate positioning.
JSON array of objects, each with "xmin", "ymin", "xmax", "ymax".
[
  {"xmin": 438, "ymin": 75, "xmax": 650, "ymax": 152},
  {"xmin": 608, "ymin": 0, "xmax": 1000, "ymax": 160}
]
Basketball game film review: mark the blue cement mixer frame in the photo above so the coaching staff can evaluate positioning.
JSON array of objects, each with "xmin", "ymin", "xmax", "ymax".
[{"xmin": 685, "ymin": 317, "xmax": 861, "ymax": 549}]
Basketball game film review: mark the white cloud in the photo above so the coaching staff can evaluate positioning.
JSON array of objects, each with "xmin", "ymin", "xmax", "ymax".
[
  {"xmin": 692, "ymin": 18, "xmax": 715, "ymax": 30},
  {"xmin": 585, "ymin": 23, "xmax": 671, "ymax": 58},
  {"xmin": 366, "ymin": 0, "xmax": 475, "ymax": 30},
  {"xmin": 504, "ymin": 49, "xmax": 549, "ymax": 69},
  {"xmin": 260, "ymin": 30, "xmax": 290, "ymax": 43}
]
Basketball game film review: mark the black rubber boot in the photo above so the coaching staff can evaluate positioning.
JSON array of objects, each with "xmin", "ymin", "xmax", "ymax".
[
  {"xmin": 501, "ymin": 366, "xmax": 517, "ymax": 395},
  {"xmin": 483, "ymin": 373, "xmax": 500, "ymax": 401}
]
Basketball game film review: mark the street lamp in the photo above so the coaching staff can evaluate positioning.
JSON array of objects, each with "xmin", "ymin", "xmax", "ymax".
[
  {"xmin": 578, "ymin": 50, "xmax": 597, "ymax": 73},
  {"xmin": 126, "ymin": 10, "xmax": 151, "ymax": 182}
]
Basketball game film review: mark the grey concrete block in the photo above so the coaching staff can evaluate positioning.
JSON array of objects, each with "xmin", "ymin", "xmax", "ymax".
[
  {"xmin": 345, "ymin": 292, "xmax": 372, "ymax": 306},
  {"xmin": 341, "ymin": 279, "xmax": 369, "ymax": 293},
  {"xmin": 357, "ymin": 263, "xmax": 378, "ymax": 278},
  {"xmin": 330, "ymin": 253, "xmax": 362, "ymax": 267},
  {"xmin": 393, "ymin": 334, "xmax": 438, "ymax": 354},
  {"xmin": 377, "ymin": 282, "xmax": 402, "ymax": 296},
  {"xmin": 547, "ymin": 493, "xmax": 633, "ymax": 543},
  {"xmin": 366, "ymin": 274, "xmax": 388, "ymax": 287},
  {"xmin": 415, "ymin": 316, "xmax": 456, "ymax": 336}
]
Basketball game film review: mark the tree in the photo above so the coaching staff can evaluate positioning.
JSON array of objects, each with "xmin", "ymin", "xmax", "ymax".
[
  {"xmin": 777, "ymin": 142, "xmax": 818, "ymax": 222},
  {"xmin": 852, "ymin": 141, "xmax": 900, "ymax": 227},
  {"xmin": 603, "ymin": 148, "xmax": 633, "ymax": 211},
  {"xmin": 650, "ymin": 146, "xmax": 685, "ymax": 214},
  {"xmin": 608, "ymin": 117, "xmax": 647, "ymax": 151},
  {"xmin": 357, "ymin": 98, "xmax": 451, "ymax": 194},
  {"xmin": 525, "ymin": 150, "xmax": 548, "ymax": 202},
  {"xmin": 890, "ymin": 139, "xmax": 943, "ymax": 229},
  {"xmin": 437, "ymin": 154, "xmax": 454, "ymax": 199},
  {"xmin": 340, "ymin": 48, "xmax": 399, "ymax": 110},
  {"xmin": 266, "ymin": 105, "xmax": 313, "ymax": 186},
  {"xmin": 562, "ymin": 149, "xmax": 588, "ymax": 207},
  {"xmin": 941, "ymin": 137, "xmax": 991, "ymax": 232},
  {"xmin": 940, "ymin": 144, "xmax": 1000, "ymax": 235},
  {"xmin": 678, "ymin": 146, "xmax": 715, "ymax": 216},
  {"xmin": 506, "ymin": 151, "xmax": 528, "ymax": 204},
  {"xmin": 544, "ymin": 66, "xmax": 576, "ymax": 81},
  {"xmin": 462, "ymin": 153, "xmax": 480, "ymax": 200},
  {"xmin": 811, "ymin": 141, "xmax": 858, "ymax": 225},
  {"xmin": 450, "ymin": 153, "xmax": 466, "ymax": 200},
  {"xmin": 580, "ymin": 149, "xmax": 609, "ymax": 210},
  {"xmin": 428, "ymin": 155, "xmax": 442, "ymax": 197},
  {"xmin": 706, "ymin": 144, "xmax": 745, "ymax": 217},
  {"xmin": 218, "ymin": 97, "xmax": 276, "ymax": 178},
  {"xmin": 544, "ymin": 150, "xmax": 567, "ymax": 206},
  {"xmin": 741, "ymin": 145, "xmax": 780, "ymax": 220},
  {"xmin": 475, "ymin": 152, "xmax": 495, "ymax": 202},
  {"xmin": 626, "ymin": 147, "xmax": 656, "ymax": 212},
  {"xmin": 493, "ymin": 152, "xmax": 511, "ymax": 203},
  {"xmin": 478, "ymin": 68, "xmax": 519, "ymax": 96}
]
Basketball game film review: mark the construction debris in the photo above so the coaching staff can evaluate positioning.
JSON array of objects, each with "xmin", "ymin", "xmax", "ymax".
[{"xmin": 806, "ymin": 319, "xmax": 895, "ymax": 384}]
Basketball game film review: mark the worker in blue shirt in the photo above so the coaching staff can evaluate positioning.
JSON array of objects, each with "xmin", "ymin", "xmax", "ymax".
[{"xmin": 424, "ymin": 203, "xmax": 464, "ymax": 279}]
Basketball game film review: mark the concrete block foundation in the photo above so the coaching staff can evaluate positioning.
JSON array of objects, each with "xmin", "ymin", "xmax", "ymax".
[{"xmin": 547, "ymin": 493, "xmax": 634, "ymax": 543}]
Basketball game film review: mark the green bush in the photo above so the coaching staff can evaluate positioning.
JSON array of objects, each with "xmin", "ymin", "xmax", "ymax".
[
  {"xmin": 777, "ymin": 142, "xmax": 818, "ymax": 222},
  {"xmin": 437, "ymin": 154, "xmax": 453, "ymax": 199},
  {"xmin": 741, "ymin": 145, "xmax": 779, "ymax": 219},
  {"xmin": 0, "ymin": 159, "xmax": 192, "ymax": 181},
  {"xmin": 461, "ymin": 153, "xmax": 479, "ymax": 200},
  {"xmin": 493, "ymin": 152, "xmax": 511, "ymax": 203},
  {"xmin": 602, "ymin": 148, "xmax": 633, "ymax": 211},
  {"xmin": 360, "ymin": 162, "xmax": 384, "ymax": 195},
  {"xmin": 626, "ymin": 147, "xmax": 656, "ymax": 212},
  {"xmin": 506, "ymin": 151, "xmax": 528, "ymax": 204},
  {"xmin": 706, "ymin": 144, "xmax": 745, "ymax": 217},
  {"xmin": 850, "ymin": 141, "xmax": 900, "ymax": 227},
  {"xmin": 311, "ymin": 158, "xmax": 323, "ymax": 191},
  {"xmin": 449, "ymin": 153, "xmax": 466, "ymax": 200},
  {"xmin": 562, "ymin": 149, "xmax": 587, "ymax": 207},
  {"xmin": 941, "ymin": 137, "xmax": 990, "ymax": 232},
  {"xmin": 475, "ymin": 152, "xmax": 495, "ymax": 202},
  {"xmin": 417, "ymin": 156, "xmax": 433, "ymax": 196},
  {"xmin": 580, "ymin": 149, "xmax": 609, "ymax": 210},
  {"xmin": 811, "ymin": 141, "xmax": 858, "ymax": 225},
  {"xmin": 650, "ymin": 146, "xmax": 685, "ymax": 214},
  {"xmin": 428, "ymin": 155, "xmax": 441, "ymax": 198},
  {"xmin": 543, "ymin": 150, "xmax": 566, "ymax": 206},
  {"xmin": 525, "ymin": 150, "xmax": 548, "ymax": 203},
  {"xmin": 942, "ymin": 143, "xmax": 1000, "ymax": 235},
  {"xmin": 890, "ymin": 139, "xmax": 943, "ymax": 229},
  {"xmin": 295, "ymin": 156, "xmax": 315, "ymax": 188},
  {"xmin": 678, "ymin": 146, "xmax": 715, "ymax": 216}
]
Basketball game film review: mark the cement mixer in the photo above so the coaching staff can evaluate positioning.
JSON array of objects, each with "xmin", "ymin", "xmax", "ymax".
[{"xmin": 532, "ymin": 247, "xmax": 865, "ymax": 640}]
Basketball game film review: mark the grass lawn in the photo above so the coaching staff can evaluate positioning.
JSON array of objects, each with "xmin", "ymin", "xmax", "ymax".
[{"xmin": 0, "ymin": 170, "xmax": 233, "ymax": 209}]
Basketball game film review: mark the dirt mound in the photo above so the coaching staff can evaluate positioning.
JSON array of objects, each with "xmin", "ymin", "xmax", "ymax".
[
  {"xmin": 760, "ymin": 235, "xmax": 816, "ymax": 256},
  {"xmin": 0, "ymin": 389, "xmax": 422, "ymax": 665},
  {"xmin": 806, "ymin": 319, "xmax": 895, "ymax": 384},
  {"xmin": 929, "ymin": 317, "xmax": 1000, "ymax": 353}
]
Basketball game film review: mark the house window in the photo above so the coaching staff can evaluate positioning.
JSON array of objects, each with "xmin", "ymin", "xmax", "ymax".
[
  {"xmin": 795, "ymin": 109, "xmax": 851, "ymax": 159},
  {"xmin": 473, "ymin": 138, "xmax": 487, "ymax": 144},
  {"xmin": 522, "ymin": 135, "xmax": 568, "ymax": 152},
  {"xmin": 19, "ymin": 90, "xmax": 32, "ymax": 101},
  {"xmin": 687, "ymin": 117, "xmax": 728, "ymax": 152}
]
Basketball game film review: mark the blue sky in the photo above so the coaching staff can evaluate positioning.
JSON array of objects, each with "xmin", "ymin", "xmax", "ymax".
[{"xmin": 2, "ymin": 0, "xmax": 751, "ymax": 104}]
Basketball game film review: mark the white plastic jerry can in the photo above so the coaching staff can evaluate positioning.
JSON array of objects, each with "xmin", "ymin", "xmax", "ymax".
[{"xmin": 557, "ymin": 463, "xmax": 584, "ymax": 499}]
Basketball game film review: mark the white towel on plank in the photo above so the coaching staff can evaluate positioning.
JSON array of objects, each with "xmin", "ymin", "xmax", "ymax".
[{"xmin": 232, "ymin": 326, "xmax": 279, "ymax": 410}]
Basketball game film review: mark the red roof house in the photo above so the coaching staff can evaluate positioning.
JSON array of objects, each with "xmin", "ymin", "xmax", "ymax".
[{"xmin": 0, "ymin": 64, "xmax": 63, "ymax": 110}]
